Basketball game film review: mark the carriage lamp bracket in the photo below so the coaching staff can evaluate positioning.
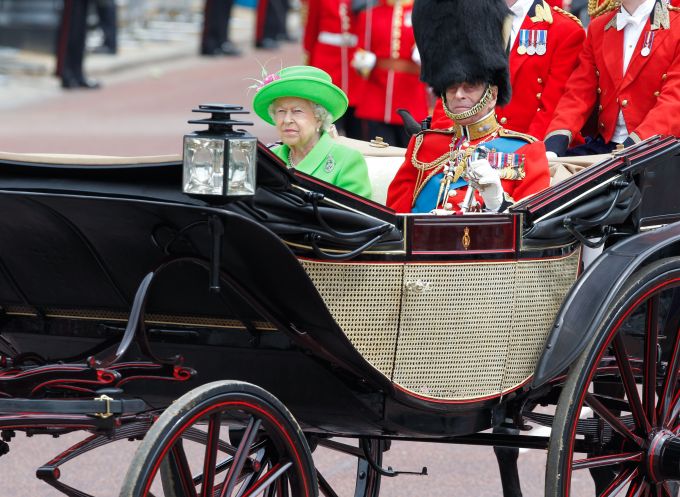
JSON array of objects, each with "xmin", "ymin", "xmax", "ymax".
[
  {"xmin": 209, "ymin": 215, "xmax": 224, "ymax": 293},
  {"xmin": 360, "ymin": 438, "xmax": 427, "ymax": 477}
]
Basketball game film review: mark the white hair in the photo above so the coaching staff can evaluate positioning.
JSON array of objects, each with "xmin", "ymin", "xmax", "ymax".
[{"xmin": 268, "ymin": 99, "xmax": 334, "ymax": 132}]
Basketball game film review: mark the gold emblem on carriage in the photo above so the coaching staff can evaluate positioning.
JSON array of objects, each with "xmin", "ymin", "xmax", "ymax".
[{"xmin": 462, "ymin": 227, "xmax": 471, "ymax": 250}]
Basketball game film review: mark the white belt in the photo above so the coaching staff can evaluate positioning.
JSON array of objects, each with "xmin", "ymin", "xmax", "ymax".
[{"xmin": 318, "ymin": 31, "xmax": 358, "ymax": 47}]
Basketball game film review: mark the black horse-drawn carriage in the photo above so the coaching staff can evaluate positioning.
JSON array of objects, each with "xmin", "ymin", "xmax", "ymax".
[{"xmin": 2, "ymin": 105, "xmax": 680, "ymax": 497}]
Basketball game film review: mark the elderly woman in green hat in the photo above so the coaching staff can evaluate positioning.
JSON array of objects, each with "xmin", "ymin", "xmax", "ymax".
[{"xmin": 252, "ymin": 66, "xmax": 372, "ymax": 198}]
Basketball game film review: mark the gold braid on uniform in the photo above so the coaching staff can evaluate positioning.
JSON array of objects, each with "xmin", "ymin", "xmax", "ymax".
[
  {"xmin": 553, "ymin": 6, "xmax": 583, "ymax": 27},
  {"xmin": 588, "ymin": 0, "xmax": 620, "ymax": 18}
]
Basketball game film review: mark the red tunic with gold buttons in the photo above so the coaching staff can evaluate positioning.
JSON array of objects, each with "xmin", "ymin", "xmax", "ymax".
[
  {"xmin": 430, "ymin": 1, "xmax": 585, "ymax": 140},
  {"xmin": 303, "ymin": 0, "xmax": 362, "ymax": 106},
  {"xmin": 353, "ymin": 0, "xmax": 429, "ymax": 125},
  {"xmin": 386, "ymin": 119, "xmax": 550, "ymax": 213},
  {"xmin": 546, "ymin": 5, "xmax": 680, "ymax": 144}
]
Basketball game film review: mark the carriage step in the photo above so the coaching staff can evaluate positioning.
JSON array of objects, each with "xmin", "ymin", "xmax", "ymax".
[{"xmin": 523, "ymin": 411, "xmax": 634, "ymax": 436}]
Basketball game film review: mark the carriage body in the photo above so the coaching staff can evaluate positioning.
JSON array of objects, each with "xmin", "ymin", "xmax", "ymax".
[{"xmin": 2, "ymin": 119, "xmax": 680, "ymax": 496}]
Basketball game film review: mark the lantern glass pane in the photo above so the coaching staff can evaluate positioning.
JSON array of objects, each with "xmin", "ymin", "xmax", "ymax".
[
  {"xmin": 226, "ymin": 138, "xmax": 257, "ymax": 196},
  {"xmin": 183, "ymin": 137, "xmax": 225, "ymax": 195}
]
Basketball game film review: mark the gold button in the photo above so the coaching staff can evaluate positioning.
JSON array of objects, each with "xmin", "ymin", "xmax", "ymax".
[
  {"xmin": 597, "ymin": 88, "xmax": 602, "ymax": 94},
  {"xmin": 654, "ymin": 91, "xmax": 660, "ymax": 97},
  {"xmin": 596, "ymin": 70, "xmax": 600, "ymax": 77},
  {"xmin": 500, "ymin": 117, "xmax": 507, "ymax": 124},
  {"xmin": 536, "ymin": 92, "xmax": 542, "ymax": 99},
  {"xmin": 600, "ymin": 122, "xmax": 605, "ymax": 128},
  {"xmin": 621, "ymin": 99, "xmax": 628, "ymax": 107},
  {"xmin": 598, "ymin": 104, "xmax": 603, "ymax": 111},
  {"xmin": 537, "ymin": 78, "xmax": 543, "ymax": 84},
  {"xmin": 662, "ymin": 73, "xmax": 668, "ymax": 80},
  {"xmin": 537, "ymin": 107, "xmax": 541, "ymax": 112}
]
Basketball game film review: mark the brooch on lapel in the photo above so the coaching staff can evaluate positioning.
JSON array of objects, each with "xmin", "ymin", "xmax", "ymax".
[{"xmin": 325, "ymin": 155, "xmax": 336, "ymax": 173}]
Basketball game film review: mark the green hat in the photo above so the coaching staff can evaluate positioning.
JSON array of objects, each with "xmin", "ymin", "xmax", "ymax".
[{"xmin": 252, "ymin": 66, "xmax": 349, "ymax": 125}]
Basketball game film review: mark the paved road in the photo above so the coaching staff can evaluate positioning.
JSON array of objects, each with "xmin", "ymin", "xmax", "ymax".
[{"xmin": 0, "ymin": 43, "xmax": 558, "ymax": 497}]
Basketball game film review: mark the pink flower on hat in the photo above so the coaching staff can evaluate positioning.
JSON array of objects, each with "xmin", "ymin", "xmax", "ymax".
[{"xmin": 255, "ymin": 73, "xmax": 280, "ymax": 91}]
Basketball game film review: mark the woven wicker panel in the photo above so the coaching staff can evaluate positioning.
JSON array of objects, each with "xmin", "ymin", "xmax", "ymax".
[
  {"xmin": 394, "ymin": 263, "xmax": 517, "ymax": 399},
  {"xmin": 299, "ymin": 260, "xmax": 404, "ymax": 378},
  {"xmin": 501, "ymin": 250, "xmax": 580, "ymax": 391}
]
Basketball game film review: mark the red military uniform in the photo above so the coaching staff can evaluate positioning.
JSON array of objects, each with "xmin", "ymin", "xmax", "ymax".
[
  {"xmin": 431, "ymin": 1, "xmax": 585, "ymax": 139},
  {"xmin": 353, "ymin": 0, "xmax": 429, "ymax": 126},
  {"xmin": 546, "ymin": 3, "xmax": 680, "ymax": 145},
  {"xmin": 303, "ymin": 0, "xmax": 361, "ymax": 107},
  {"xmin": 386, "ymin": 115, "xmax": 550, "ymax": 213}
]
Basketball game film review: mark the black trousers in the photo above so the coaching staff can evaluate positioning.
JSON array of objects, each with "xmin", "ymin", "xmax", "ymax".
[
  {"xmin": 56, "ymin": 0, "xmax": 91, "ymax": 83},
  {"xmin": 566, "ymin": 136, "xmax": 620, "ymax": 156},
  {"xmin": 202, "ymin": 0, "xmax": 235, "ymax": 53},
  {"xmin": 95, "ymin": 0, "xmax": 117, "ymax": 52},
  {"xmin": 255, "ymin": 0, "xmax": 287, "ymax": 43}
]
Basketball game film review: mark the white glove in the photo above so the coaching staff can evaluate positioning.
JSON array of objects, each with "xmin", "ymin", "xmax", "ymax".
[
  {"xmin": 466, "ymin": 159, "xmax": 504, "ymax": 212},
  {"xmin": 546, "ymin": 151, "xmax": 558, "ymax": 160},
  {"xmin": 411, "ymin": 46, "xmax": 421, "ymax": 65},
  {"xmin": 352, "ymin": 49, "xmax": 376, "ymax": 77}
]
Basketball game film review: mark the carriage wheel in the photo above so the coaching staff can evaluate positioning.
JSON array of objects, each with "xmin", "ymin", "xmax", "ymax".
[
  {"xmin": 120, "ymin": 381, "xmax": 317, "ymax": 497},
  {"xmin": 546, "ymin": 258, "xmax": 680, "ymax": 496}
]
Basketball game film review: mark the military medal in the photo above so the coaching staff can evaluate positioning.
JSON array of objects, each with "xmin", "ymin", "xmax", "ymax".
[
  {"xmin": 517, "ymin": 29, "xmax": 528, "ymax": 55},
  {"xmin": 641, "ymin": 31, "xmax": 654, "ymax": 57},
  {"xmin": 527, "ymin": 30, "xmax": 537, "ymax": 56},
  {"xmin": 536, "ymin": 30, "xmax": 547, "ymax": 56}
]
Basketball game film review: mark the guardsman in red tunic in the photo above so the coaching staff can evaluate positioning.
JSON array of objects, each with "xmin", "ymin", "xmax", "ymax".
[
  {"xmin": 351, "ymin": 0, "xmax": 430, "ymax": 148},
  {"xmin": 545, "ymin": 0, "xmax": 680, "ymax": 155},
  {"xmin": 303, "ymin": 0, "xmax": 363, "ymax": 138},
  {"xmin": 430, "ymin": 0, "xmax": 586, "ymax": 140},
  {"xmin": 387, "ymin": 0, "xmax": 550, "ymax": 214}
]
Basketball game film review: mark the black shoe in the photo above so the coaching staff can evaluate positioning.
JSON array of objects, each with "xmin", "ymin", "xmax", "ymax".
[
  {"xmin": 78, "ymin": 78, "xmax": 101, "ymax": 89},
  {"xmin": 91, "ymin": 45, "xmax": 116, "ymax": 55},
  {"xmin": 62, "ymin": 78, "xmax": 101, "ymax": 89},
  {"xmin": 255, "ymin": 38, "xmax": 279, "ymax": 50}
]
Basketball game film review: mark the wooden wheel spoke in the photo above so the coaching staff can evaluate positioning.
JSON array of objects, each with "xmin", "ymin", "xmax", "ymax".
[
  {"xmin": 645, "ymin": 295, "xmax": 660, "ymax": 427},
  {"xmin": 659, "ymin": 327, "xmax": 680, "ymax": 428},
  {"xmin": 240, "ymin": 462, "xmax": 292, "ymax": 497},
  {"xmin": 219, "ymin": 416, "xmax": 262, "ymax": 497},
  {"xmin": 600, "ymin": 467, "xmax": 639, "ymax": 497},
  {"xmin": 614, "ymin": 334, "xmax": 652, "ymax": 433},
  {"xmin": 170, "ymin": 441, "xmax": 199, "ymax": 497},
  {"xmin": 572, "ymin": 451, "xmax": 643, "ymax": 471},
  {"xmin": 200, "ymin": 413, "xmax": 222, "ymax": 497},
  {"xmin": 625, "ymin": 477, "xmax": 649, "ymax": 497},
  {"xmin": 585, "ymin": 394, "xmax": 645, "ymax": 447}
]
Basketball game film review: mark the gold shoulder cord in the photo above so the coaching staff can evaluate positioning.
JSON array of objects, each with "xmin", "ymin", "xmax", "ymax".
[
  {"xmin": 411, "ymin": 133, "xmax": 451, "ymax": 171},
  {"xmin": 588, "ymin": 0, "xmax": 620, "ymax": 18},
  {"xmin": 553, "ymin": 6, "xmax": 584, "ymax": 27},
  {"xmin": 499, "ymin": 128, "xmax": 537, "ymax": 143}
]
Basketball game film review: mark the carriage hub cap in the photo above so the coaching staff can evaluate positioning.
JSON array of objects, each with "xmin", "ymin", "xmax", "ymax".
[{"xmin": 647, "ymin": 430, "xmax": 680, "ymax": 482}]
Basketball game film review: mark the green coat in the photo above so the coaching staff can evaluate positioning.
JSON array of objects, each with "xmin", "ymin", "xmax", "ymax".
[{"xmin": 272, "ymin": 133, "xmax": 372, "ymax": 198}]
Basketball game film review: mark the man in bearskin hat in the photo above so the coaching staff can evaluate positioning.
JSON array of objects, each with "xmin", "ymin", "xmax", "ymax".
[
  {"xmin": 386, "ymin": 0, "xmax": 550, "ymax": 214},
  {"xmin": 545, "ymin": 0, "xmax": 680, "ymax": 155},
  {"xmin": 428, "ymin": 0, "xmax": 586, "ymax": 140}
]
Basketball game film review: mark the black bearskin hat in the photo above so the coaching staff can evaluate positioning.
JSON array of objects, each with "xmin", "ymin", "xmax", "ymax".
[{"xmin": 413, "ymin": 0, "xmax": 512, "ymax": 106}]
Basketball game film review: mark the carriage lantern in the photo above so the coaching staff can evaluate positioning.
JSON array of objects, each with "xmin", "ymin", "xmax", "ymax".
[{"xmin": 182, "ymin": 104, "xmax": 257, "ymax": 199}]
